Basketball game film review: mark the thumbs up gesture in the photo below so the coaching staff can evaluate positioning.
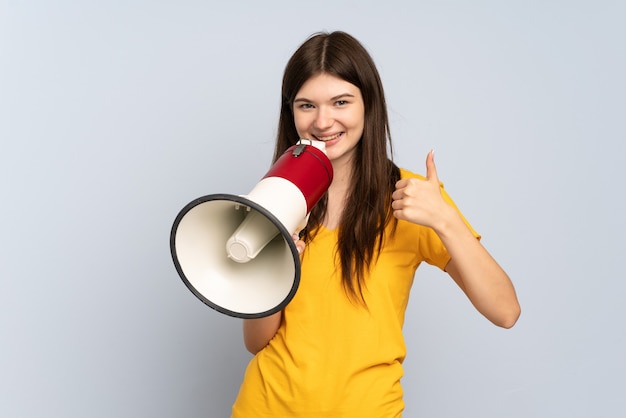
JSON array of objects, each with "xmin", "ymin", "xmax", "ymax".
[{"xmin": 391, "ymin": 150, "xmax": 450, "ymax": 228}]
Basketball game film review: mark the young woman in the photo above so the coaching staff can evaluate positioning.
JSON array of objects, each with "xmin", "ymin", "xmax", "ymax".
[{"xmin": 231, "ymin": 31, "xmax": 520, "ymax": 418}]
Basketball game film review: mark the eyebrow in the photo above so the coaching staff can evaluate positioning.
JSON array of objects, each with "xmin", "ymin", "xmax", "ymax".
[{"xmin": 293, "ymin": 93, "xmax": 356, "ymax": 103}]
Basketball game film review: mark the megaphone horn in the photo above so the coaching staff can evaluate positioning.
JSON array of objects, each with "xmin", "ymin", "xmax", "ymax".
[{"xmin": 170, "ymin": 139, "xmax": 333, "ymax": 318}]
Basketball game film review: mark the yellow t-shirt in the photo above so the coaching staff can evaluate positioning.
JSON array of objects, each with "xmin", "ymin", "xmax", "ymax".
[{"xmin": 231, "ymin": 168, "xmax": 479, "ymax": 418}]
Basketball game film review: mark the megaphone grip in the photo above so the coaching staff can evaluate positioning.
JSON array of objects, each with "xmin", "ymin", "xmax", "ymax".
[{"xmin": 264, "ymin": 144, "xmax": 333, "ymax": 212}]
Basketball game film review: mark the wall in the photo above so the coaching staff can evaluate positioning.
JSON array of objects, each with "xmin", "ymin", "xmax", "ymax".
[{"xmin": 1, "ymin": 1, "xmax": 624, "ymax": 417}]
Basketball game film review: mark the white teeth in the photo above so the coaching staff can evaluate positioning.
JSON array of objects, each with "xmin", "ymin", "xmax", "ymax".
[{"xmin": 317, "ymin": 133, "xmax": 342, "ymax": 141}]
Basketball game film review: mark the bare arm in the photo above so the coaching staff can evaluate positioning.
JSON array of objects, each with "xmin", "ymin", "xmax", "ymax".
[
  {"xmin": 243, "ymin": 311, "xmax": 282, "ymax": 354},
  {"xmin": 392, "ymin": 150, "xmax": 520, "ymax": 328},
  {"xmin": 242, "ymin": 235, "xmax": 305, "ymax": 354},
  {"xmin": 436, "ymin": 209, "xmax": 520, "ymax": 328}
]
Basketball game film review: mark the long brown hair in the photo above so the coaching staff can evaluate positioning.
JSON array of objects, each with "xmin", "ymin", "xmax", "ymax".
[{"xmin": 273, "ymin": 31, "xmax": 400, "ymax": 304}]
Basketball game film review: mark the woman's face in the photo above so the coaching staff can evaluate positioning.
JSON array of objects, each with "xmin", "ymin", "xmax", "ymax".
[{"xmin": 293, "ymin": 73, "xmax": 365, "ymax": 168}]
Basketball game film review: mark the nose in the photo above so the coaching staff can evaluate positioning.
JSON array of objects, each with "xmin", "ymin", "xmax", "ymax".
[{"xmin": 313, "ymin": 106, "xmax": 333, "ymax": 130}]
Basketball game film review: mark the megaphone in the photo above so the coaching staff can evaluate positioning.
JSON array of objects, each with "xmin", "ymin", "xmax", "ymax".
[{"xmin": 170, "ymin": 139, "xmax": 333, "ymax": 318}]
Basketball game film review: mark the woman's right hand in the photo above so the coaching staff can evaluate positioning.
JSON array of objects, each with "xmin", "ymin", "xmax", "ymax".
[{"xmin": 292, "ymin": 233, "xmax": 306, "ymax": 256}]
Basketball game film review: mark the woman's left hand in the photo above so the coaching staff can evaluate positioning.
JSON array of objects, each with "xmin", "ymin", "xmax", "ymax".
[
  {"xmin": 391, "ymin": 150, "xmax": 450, "ymax": 229},
  {"xmin": 392, "ymin": 150, "xmax": 520, "ymax": 328}
]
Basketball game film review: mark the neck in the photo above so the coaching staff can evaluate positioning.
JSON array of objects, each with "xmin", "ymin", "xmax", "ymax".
[
  {"xmin": 323, "ymin": 159, "xmax": 354, "ymax": 229},
  {"xmin": 329, "ymin": 154, "xmax": 355, "ymax": 192}
]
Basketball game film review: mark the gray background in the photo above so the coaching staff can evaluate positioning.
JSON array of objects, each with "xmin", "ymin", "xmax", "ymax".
[{"xmin": 1, "ymin": 1, "xmax": 624, "ymax": 417}]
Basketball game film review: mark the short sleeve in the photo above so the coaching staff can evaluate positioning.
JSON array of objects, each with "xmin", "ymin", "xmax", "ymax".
[{"xmin": 399, "ymin": 168, "xmax": 481, "ymax": 271}]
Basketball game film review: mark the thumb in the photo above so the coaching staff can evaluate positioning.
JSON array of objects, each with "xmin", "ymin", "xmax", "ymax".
[{"xmin": 425, "ymin": 149, "xmax": 439, "ymax": 183}]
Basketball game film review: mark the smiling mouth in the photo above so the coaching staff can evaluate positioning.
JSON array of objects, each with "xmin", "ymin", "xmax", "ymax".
[{"xmin": 314, "ymin": 132, "xmax": 342, "ymax": 141}]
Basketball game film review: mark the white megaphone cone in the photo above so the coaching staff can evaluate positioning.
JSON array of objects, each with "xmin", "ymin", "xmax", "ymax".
[{"xmin": 170, "ymin": 139, "xmax": 333, "ymax": 318}]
